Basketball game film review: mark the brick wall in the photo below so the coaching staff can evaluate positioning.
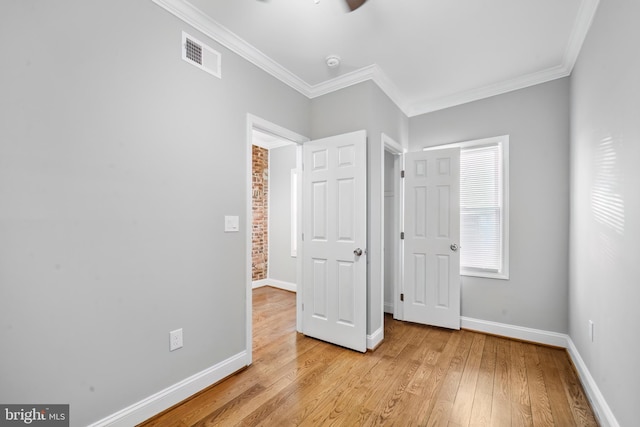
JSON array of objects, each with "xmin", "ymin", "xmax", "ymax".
[{"xmin": 252, "ymin": 145, "xmax": 268, "ymax": 281}]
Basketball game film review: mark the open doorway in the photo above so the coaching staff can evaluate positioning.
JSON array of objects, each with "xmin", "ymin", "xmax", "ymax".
[
  {"xmin": 245, "ymin": 114, "xmax": 308, "ymax": 363},
  {"xmin": 251, "ymin": 130, "xmax": 298, "ymax": 291},
  {"xmin": 381, "ymin": 134, "xmax": 404, "ymax": 320}
]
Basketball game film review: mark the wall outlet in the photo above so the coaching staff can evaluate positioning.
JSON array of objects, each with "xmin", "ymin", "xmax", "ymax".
[
  {"xmin": 170, "ymin": 328, "xmax": 183, "ymax": 351},
  {"xmin": 588, "ymin": 320, "xmax": 594, "ymax": 342}
]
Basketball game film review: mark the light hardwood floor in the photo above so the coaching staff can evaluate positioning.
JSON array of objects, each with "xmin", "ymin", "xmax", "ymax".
[{"xmin": 140, "ymin": 286, "xmax": 598, "ymax": 426}]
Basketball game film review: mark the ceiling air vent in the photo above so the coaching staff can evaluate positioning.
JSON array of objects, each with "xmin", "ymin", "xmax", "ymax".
[{"xmin": 182, "ymin": 31, "xmax": 221, "ymax": 78}]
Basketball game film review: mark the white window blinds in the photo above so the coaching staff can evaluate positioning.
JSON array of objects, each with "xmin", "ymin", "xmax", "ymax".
[{"xmin": 460, "ymin": 144, "xmax": 503, "ymax": 273}]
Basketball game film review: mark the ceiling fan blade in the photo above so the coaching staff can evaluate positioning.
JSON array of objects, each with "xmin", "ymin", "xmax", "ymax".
[{"xmin": 345, "ymin": 0, "xmax": 367, "ymax": 12}]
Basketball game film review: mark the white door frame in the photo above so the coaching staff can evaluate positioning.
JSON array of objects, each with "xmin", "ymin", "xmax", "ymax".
[
  {"xmin": 245, "ymin": 114, "xmax": 308, "ymax": 364},
  {"xmin": 380, "ymin": 134, "xmax": 404, "ymax": 322}
]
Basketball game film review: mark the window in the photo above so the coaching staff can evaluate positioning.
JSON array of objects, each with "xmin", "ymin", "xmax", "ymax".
[{"xmin": 459, "ymin": 136, "xmax": 509, "ymax": 279}]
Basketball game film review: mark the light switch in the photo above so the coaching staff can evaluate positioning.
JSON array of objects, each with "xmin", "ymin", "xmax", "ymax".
[{"xmin": 225, "ymin": 215, "xmax": 239, "ymax": 232}]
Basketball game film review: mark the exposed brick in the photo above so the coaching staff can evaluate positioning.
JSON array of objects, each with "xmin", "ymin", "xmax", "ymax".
[{"xmin": 252, "ymin": 145, "xmax": 268, "ymax": 281}]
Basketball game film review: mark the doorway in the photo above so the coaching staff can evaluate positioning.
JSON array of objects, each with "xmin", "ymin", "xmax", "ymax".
[
  {"xmin": 251, "ymin": 130, "xmax": 298, "ymax": 291},
  {"xmin": 381, "ymin": 134, "xmax": 404, "ymax": 320},
  {"xmin": 245, "ymin": 114, "xmax": 308, "ymax": 363}
]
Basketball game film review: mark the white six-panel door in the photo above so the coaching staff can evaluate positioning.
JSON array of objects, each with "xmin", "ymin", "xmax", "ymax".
[
  {"xmin": 403, "ymin": 148, "xmax": 461, "ymax": 329},
  {"xmin": 302, "ymin": 130, "xmax": 367, "ymax": 352}
]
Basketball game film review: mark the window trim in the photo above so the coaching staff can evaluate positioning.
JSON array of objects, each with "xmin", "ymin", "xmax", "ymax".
[{"xmin": 423, "ymin": 135, "xmax": 509, "ymax": 280}]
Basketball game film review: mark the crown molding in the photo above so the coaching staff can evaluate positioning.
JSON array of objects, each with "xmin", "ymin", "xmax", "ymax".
[
  {"xmin": 152, "ymin": 0, "xmax": 312, "ymax": 97},
  {"xmin": 563, "ymin": 0, "xmax": 600, "ymax": 73},
  {"xmin": 406, "ymin": 64, "xmax": 571, "ymax": 116},
  {"xmin": 152, "ymin": 0, "xmax": 599, "ymax": 118},
  {"xmin": 308, "ymin": 64, "xmax": 379, "ymax": 98},
  {"xmin": 398, "ymin": 0, "xmax": 599, "ymax": 117},
  {"xmin": 307, "ymin": 64, "xmax": 411, "ymax": 115}
]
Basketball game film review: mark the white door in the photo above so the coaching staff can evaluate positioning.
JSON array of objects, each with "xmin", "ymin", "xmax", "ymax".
[
  {"xmin": 302, "ymin": 130, "xmax": 367, "ymax": 352},
  {"xmin": 402, "ymin": 148, "xmax": 461, "ymax": 329}
]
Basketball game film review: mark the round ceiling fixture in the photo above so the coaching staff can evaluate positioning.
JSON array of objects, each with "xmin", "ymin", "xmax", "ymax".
[{"xmin": 326, "ymin": 55, "xmax": 341, "ymax": 68}]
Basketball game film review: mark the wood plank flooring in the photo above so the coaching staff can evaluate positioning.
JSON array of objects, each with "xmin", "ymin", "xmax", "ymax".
[{"xmin": 140, "ymin": 286, "xmax": 598, "ymax": 426}]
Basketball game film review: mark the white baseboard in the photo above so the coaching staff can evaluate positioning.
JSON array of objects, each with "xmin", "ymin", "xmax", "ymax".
[
  {"xmin": 252, "ymin": 279, "xmax": 269, "ymax": 289},
  {"xmin": 566, "ymin": 339, "xmax": 620, "ymax": 427},
  {"xmin": 367, "ymin": 326, "xmax": 384, "ymax": 350},
  {"xmin": 384, "ymin": 302, "xmax": 394, "ymax": 314},
  {"xmin": 461, "ymin": 316, "xmax": 619, "ymax": 427},
  {"xmin": 87, "ymin": 351, "xmax": 248, "ymax": 427},
  {"xmin": 263, "ymin": 278, "xmax": 297, "ymax": 293},
  {"xmin": 460, "ymin": 316, "xmax": 569, "ymax": 348}
]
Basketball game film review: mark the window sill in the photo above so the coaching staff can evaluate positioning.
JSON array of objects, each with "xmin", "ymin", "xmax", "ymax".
[{"xmin": 461, "ymin": 270, "xmax": 509, "ymax": 280}]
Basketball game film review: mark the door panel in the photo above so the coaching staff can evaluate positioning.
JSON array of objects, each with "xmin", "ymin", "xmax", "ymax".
[
  {"xmin": 302, "ymin": 130, "xmax": 367, "ymax": 352},
  {"xmin": 403, "ymin": 148, "xmax": 460, "ymax": 329}
]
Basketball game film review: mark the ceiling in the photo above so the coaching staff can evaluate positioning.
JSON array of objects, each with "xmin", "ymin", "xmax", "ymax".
[{"xmin": 153, "ymin": 0, "xmax": 599, "ymax": 117}]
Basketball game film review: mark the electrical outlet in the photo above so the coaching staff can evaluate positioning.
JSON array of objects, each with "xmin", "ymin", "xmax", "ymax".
[
  {"xmin": 170, "ymin": 328, "xmax": 183, "ymax": 351},
  {"xmin": 589, "ymin": 320, "xmax": 594, "ymax": 342}
]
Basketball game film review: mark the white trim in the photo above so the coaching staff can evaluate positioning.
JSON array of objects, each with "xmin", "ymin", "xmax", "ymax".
[
  {"xmin": 367, "ymin": 326, "xmax": 384, "ymax": 350},
  {"xmin": 563, "ymin": 0, "xmax": 601, "ymax": 76},
  {"xmin": 461, "ymin": 317, "xmax": 568, "ymax": 347},
  {"xmin": 290, "ymin": 169, "xmax": 298, "ymax": 257},
  {"xmin": 252, "ymin": 278, "xmax": 269, "ymax": 289},
  {"xmin": 87, "ymin": 351, "xmax": 248, "ymax": 427},
  {"xmin": 308, "ymin": 64, "xmax": 377, "ymax": 98},
  {"xmin": 245, "ymin": 118, "xmax": 254, "ymax": 365},
  {"xmin": 265, "ymin": 279, "xmax": 297, "ymax": 293},
  {"xmin": 566, "ymin": 339, "xmax": 620, "ymax": 427},
  {"xmin": 248, "ymin": 115, "xmax": 309, "ymax": 146},
  {"xmin": 252, "ymin": 137, "xmax": 294, "ymax": 151},
  {"xmin": 384, "ymin": 302, "xmax": 394, "ymax": 314},
  {"xmin": 381, "ymin": 133, "xmax": 404, "ymax": 327},
  {"xmin": 407, "ymin": 65, "xmax": 570, "ymax": 116},
  {"xmin": 461, "ymin": 316, "xmax": 618, "ymax": 427},
  {"xmin": 151, "ymin": 0, "xmax": 599, "ymax": 117},
  {"xmin": 152, "ymin": 0, "xmax": 309, "ymax": 96},
  {"xmin": 295, "ymin": 145, "xmax": 304, "ymax": 333},
  {"xmin": 309, "ymin": 65, "xmax": 409, "ymax": 116}
]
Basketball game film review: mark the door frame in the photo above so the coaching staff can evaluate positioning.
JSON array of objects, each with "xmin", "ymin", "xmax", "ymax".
[
  {"xmin": 380, "ymin": 134, "xmax": 404, "ymax": 321},
  {"xmin": 245, "ymin": 114, "xmax": 308, "ymax": 364}
]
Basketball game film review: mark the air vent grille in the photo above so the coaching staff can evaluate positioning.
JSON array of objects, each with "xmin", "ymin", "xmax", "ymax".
[
  {"xmin": 185, "ymin": 37, "xmax": 202, "ymax": 65},
  {"xmin": 182, "ymin": 31, "xmax": 221, "ymax": 78}
]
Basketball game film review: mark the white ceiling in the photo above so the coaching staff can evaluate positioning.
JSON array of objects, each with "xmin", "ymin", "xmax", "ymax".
[{"xmin": 154, "ymin": 0, "xmax": 599, "ymax": 116}]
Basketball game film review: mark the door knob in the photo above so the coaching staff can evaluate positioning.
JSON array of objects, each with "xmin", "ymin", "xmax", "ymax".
[
  {"xmin": 450, "ymin": 243, "xmax": 459, "ymax": 252},
  {"xmin": 354, "ymin": 248, "xmax": 363, "ymax": 256}
]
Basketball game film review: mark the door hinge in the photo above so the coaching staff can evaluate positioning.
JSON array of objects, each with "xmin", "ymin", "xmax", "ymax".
[
  {"xmin": 302, "ymin": 233, "xmax": 304, "ymax": 241},
  {"xmin": 400, "ymin": 232, "xmax": 405, "ymax": 240},
  {"xmin": 401, "ymin": 170, "xmax": 405, "ymax": 178},
  {"xmin": 302, "ymin": 303, "xmax": 304, "ymax": 311},
  {"xmin": 400, "ymin": 293, "xmax": 404, "ymax": 302}
]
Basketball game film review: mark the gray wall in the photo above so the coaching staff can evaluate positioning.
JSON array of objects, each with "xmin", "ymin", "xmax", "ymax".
[
  {"xmin": 0, "ymin": 1, "xmax": 309, "ymax": 426},
  {"xmin": 268, "ymin": 145, "xmax": 297, "ymax": 284},
  {"xmin": 569, "ymin": 1, "xmax": 640, "ymax": 425},
  {"xmin": 409, "ymin": 78, "xmax": 571, "ymax": 333},
  {"xmin": 310, "ymin": 80, "xmax": 408, "ymax": 337}
]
